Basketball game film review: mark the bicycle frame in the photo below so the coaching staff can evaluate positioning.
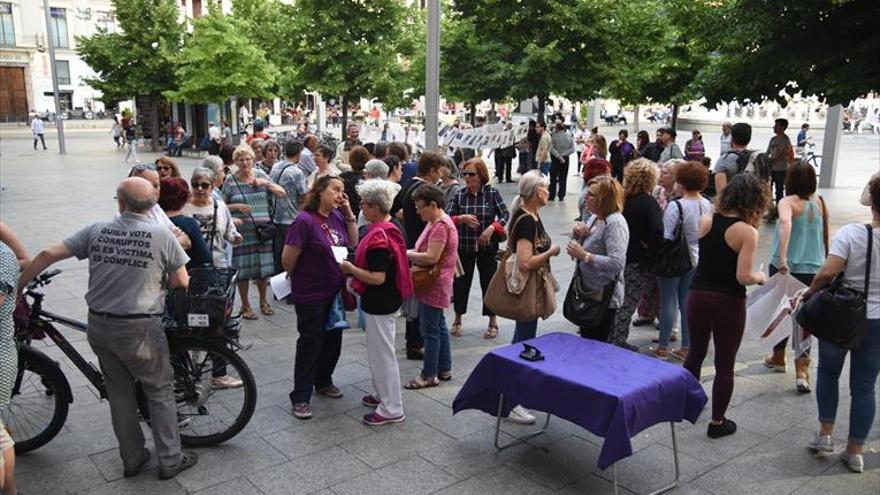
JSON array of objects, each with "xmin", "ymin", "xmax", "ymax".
[{"xmin": 24, "ymin": 295, "xmax": 108, "ymax": 400}]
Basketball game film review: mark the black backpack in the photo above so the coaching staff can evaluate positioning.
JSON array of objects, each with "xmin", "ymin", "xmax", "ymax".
[
  {"xmin": 654, "ymin": 200, "xmax": 694, "ymax": 278},
  {"xmin": 727, "ymin": 149, "xmax": 772, "ymax": 181}
]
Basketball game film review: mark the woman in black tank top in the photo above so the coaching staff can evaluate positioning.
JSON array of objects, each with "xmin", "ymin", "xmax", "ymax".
[{"xmin": 683, "ymin": 174, "xmax": 771, "ymax": 439}]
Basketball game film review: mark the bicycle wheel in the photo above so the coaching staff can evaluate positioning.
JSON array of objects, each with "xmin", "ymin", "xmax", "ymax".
[
  {"xmin": 170, "ymin": 339, "xmax": 256, "ymax": 447},
  {"xmin": 2, "ymin": 345, "xmax": 70, "ymax": 453}
]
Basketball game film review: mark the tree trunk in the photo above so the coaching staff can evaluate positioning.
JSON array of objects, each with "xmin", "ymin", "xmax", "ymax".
[
  {"xmin": 671, "ymin": 103, "xmax": 679, "ymax": 132},
  {"xmin": 469, "ymin": 101, "xmax": 476, "ymax": 127},
  {"xmin": 150, "ymin": 93, "xmax": 160, "ymax": 152},
  {"xmin": 536, "ymin": 95, "xmax": 546, "ymax": 121},
  {"xmin": 341, "ymin": 94, "xmax": 349, "ymax": 138}
]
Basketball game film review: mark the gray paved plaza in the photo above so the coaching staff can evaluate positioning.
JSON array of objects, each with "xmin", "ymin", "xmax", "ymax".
[{"xmin": 0, "ymin": 126, "xmax": 878, "ymax": 494}]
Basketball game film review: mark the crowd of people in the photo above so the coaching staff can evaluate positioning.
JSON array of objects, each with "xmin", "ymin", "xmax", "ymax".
[{"xmin": 1, "ymin": 115, "xmax": 878, "ymax": 491}]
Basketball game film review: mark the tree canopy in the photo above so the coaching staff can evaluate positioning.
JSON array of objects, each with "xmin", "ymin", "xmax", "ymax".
[
  {"xmin": 697, "ymin": 0, "xmax": 879, "ymax": 107},
  {"xmin": 164, "ymin": 10, "xmax": 276, "ymax": 104},
  {"xmin": 76, "ymin": 0, "xmax": 183, "ymax": 103}
]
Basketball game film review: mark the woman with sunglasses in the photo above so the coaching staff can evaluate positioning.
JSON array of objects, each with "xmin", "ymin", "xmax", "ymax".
[
  {"xmin": 445, "ymin": 158, "xmax": 509, "ymax": 339},
  {"xmin": 155, "ymin": 156, "xmax": 181, "ymax": 179},
  {"xmin": 223, "ymin": 145, "xmax": 286, "ymax": 320},
  {"xmin": 685, "ymin": 130, "xmax": 706, "ymax": 162},
  {"xmin": 158, "ymin": 177, "xmax": 212, "ymax": 269},
  {"xmin": 182, "ymin": 167, "xmax": 242, "ymax": 267}
]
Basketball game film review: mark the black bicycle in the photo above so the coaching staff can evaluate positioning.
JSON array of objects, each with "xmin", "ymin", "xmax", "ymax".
[{"xmin": 3, "ymin": 268, "xmax": 257, "ymax": 454}]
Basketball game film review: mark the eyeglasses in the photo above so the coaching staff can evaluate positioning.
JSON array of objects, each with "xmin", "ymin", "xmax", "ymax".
[
  {"xmin": 156, "ymin": 166, "xmax": 171, "ymax": 172},
  {"xmin": 191, "ymin": 182, "xmax": 212, "ymax": 190},
  {"xmin": 462, "ymin": 171, "xmax": 478, "ymax": 177}
]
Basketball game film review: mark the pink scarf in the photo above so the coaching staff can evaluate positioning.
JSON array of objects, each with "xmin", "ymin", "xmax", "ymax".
[{"xmin": 351, "ymin": 221, "xmax": 414, "ymax": 299}]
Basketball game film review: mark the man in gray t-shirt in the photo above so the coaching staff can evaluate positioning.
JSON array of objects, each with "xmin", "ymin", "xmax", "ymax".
[
  {"xmin": 713, "ymin": 122, "xmax": 753, "ymax": 195},
  {"xmin": 18, "ymin": 177, "xmax": 198, "ymax": 479}
]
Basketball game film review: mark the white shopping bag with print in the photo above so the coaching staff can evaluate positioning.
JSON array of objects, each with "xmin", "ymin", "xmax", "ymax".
[{"xmin": 745, "ymin": 273, "xmax": 808, "ymax": 349}]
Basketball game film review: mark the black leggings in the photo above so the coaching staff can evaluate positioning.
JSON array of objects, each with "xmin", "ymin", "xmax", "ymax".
[{"xmin": 684, "ymin": 289, "xmax": 745, "ymax": 422}]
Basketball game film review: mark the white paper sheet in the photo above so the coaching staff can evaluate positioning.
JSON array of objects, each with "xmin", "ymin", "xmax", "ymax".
[
  {"xmin": 269, "ymin": 272, "xmax": 291, "ymax": 300},
  {"xmin": 332, "ymin": 246, "xmax": 348, "ymax": 264}
]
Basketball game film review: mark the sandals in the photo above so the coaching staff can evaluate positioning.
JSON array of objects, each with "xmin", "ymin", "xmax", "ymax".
[
  {"xmin": 240, "ymin": 306, "xmax": 258, "ymax": 320},
  {"xmin": 438, "ymin": 372, "xmax": 453, "ymax": 381},
  {"xmin": 483, "ymin": 324, "xmax": 499, "ymax": 339},
  {"xmin": 648, "ymin": 345, "xmax": 669, "ymax": 360},
  {"xmin": 403, "ymin": 375, "xmax": 440, "ymax": 390},
  {"xmin": 450, "ymin": 322, "xmax": 462, "ymax": 337},
  {"xmin": 260, "ymin": 302, "xmax": 274, "ymax": 316}
]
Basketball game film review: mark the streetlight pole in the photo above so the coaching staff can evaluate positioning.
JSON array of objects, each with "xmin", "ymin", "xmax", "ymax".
[
  {"xmin": 42, "ymin": 0, "xmax": 66, "ymax": 154},
  {"xmin": 425, "ymin": 0, "xmax": 440, "ymax": 152}
]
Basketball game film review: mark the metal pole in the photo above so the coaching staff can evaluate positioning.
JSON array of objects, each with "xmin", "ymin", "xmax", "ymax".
[
  {"xmin": 42, "ymin": 0, "xmax": 66, "ymax": 154},
  {"xmin": 425, "ymin": 0, "xmax": 440, "ymax": 151},
  {"xmin": 818, "ymin": 104, "xmax": 843, "ymax": 189}
]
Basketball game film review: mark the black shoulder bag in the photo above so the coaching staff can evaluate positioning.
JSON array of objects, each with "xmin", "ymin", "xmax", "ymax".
[
  {"xmin": 796, "ymin": 224, "xmax": 873, "ymax": 350},
  {"xmin": 655, "ymin": 200, "xmax": 694, "ymax": 278},
  {"xmin": 231, "ymin": 174, "xmax": 276, "ymax": 245},
  {"xmin": 563, "ymin": 217, "xmax": 618, "ymax": 329}
]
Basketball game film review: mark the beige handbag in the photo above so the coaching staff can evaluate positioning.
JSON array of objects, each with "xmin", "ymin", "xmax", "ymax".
[{"xmin": 485, "ymin": 215, "xmax": 556, "ymax": 321}]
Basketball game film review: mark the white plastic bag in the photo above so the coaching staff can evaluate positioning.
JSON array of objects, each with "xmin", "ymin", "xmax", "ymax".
[{"xmin": 745, "ymin": 273, "xmax": 808, "ymax": 349}]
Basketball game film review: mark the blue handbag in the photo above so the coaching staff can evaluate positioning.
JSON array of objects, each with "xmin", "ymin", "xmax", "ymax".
[{"xmin": 325, "ymin": 292, "xmax": 350, "ymax": 331}]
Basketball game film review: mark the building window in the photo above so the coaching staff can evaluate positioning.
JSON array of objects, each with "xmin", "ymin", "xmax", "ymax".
[
  {"xmin": 55, "ymin": 60, "xmax": 71, "ymax": 85},
  {"xmin": 49, "ymin": 7, "xmax": 69, "ymax": 48},
  {"xmin": 96, "ymin": 10, "xmax": 116, "ymax": 32},
  {"xmin": 0, "ymin": 3, "xmax": 14, "ymax": 46}
]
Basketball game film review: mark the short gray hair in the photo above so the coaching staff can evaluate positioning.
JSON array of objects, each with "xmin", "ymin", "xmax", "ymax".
[
  {"xmin": 116, "ymin": 184, "xmax": 156, "ymax": 213},
  {"xmin": 356, "ymin": 179, "xmax": 400, "ymax": 215},
  {"xmin": 508, "ymin": 170, "xmax": 549, "ymax": 228},
  {"xmin": 364, "ymin": 159, "xmax": 390, "ymax": 180},
  {"xmin": 661, "ymin": 158, "xmax": 686, "ymax": 171},
  {"xmin": 201, "ymin": 155, "xmax": 223, "ymax": 175},
  {"xmin": 192, "ymin": 167, "xmax": 215, "ymax": 185}
]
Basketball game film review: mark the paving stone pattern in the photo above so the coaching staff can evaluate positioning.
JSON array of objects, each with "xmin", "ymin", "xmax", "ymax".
[{"xmin": 1, "ymin": 129, "xmax": 877, "ymax": 494}]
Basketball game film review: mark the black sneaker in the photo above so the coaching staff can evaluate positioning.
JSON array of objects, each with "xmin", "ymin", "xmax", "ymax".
[
  {"xmin": 123, "ymin": 448, "xmax": 150, "ymax": 477},
  {"xmin": 707, "ymin": 418, "xmax": 737, "ymax": 439},
  {"xmin": 158, "ymin": 450, "xmax": 198, "ymax": 480}
]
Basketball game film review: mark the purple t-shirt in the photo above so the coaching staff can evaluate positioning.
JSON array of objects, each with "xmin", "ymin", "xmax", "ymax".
[{"xmin": 285, "ymin": 209, "xmax": 349, "ymax": 305}]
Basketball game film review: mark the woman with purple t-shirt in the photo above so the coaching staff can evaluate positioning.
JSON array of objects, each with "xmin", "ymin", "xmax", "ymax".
[
  {"xmin": 282, "ymin": 175, "xmax": 359, "ymax": 420},
  {"xmin": 404, "ymin": 185, "xmax": 459, "ymax": 390}
]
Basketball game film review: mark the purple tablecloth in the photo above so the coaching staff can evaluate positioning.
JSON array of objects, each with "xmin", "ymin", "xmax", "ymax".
[{"xmin": 452, "ymin": 332, "xmax": 707, "ymax": 469}]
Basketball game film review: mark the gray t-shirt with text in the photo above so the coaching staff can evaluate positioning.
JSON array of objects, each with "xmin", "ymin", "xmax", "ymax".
[{"xmin": 64, "ymin": 212, "xmax": 189, "ymax": 314}]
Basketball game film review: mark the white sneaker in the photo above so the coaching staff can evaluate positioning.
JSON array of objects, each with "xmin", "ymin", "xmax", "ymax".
[
  {"xmin": 840, "ymin": 450, "xmax": 864, "ymax": 473},
  {"xmin": 505, "ymin": 405, "xmax": 536, "ymax": 425},
  {"xmin": 808, "ymin": 434, "xmax": 833, "ymax": 453},
  {"xmin": 211, "ymin": 375, "xmax": 244, "ymax": 389}
]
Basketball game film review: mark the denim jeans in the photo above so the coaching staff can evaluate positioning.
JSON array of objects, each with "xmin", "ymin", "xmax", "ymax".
[
  {"xmin": 540, "ymin": 161, "xmax": 552, "ymax": 175},
  {"xmin": 657, "ymin": 269, "xmax": 696, "ymax": 348},
  {"xmin": 513, "ymin": 320, "xmax": 538, "ymax": 344},
  {"xmin": 815, "ymin": 319, "xmax": 880, "ymax": 444},
  {"xmin": 419, "ymin": 303, "xmax": 451, "ymax": 379}
]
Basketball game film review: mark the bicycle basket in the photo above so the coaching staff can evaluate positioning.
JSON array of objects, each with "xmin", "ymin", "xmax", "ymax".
[{"xmin": 169, "ymin": 268, "xmax": 238, "ymax": 335}]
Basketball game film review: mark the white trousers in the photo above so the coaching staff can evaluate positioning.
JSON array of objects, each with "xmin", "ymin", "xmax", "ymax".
[{"xmin": 364, "ymin": 312, "xmax": 404, "ymax": 418}]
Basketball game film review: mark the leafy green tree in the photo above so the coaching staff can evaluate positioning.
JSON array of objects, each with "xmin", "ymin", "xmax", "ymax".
[
  {"xmin": 77, "ymin": 0, "xmax": 184, "ymax": 150},
  {"xmin": 451, "ymin": 0, "xmax": 612, "ymax": 118},
  {"xmin": 697, "ymin": 0, "xmax": 878, "ymax": 107},
  {"xmin": 164, "ymin": 9, "xmax": 276, "ymax": 106},
  {"xmin": 603, "ymin": 0, "xmax": 712, "ymax": 129},
  {"xmin": 440, "ymin": 13, "xmax": 512, "ymax": 125},
  {"xmin": 281, "ymin": 0, "xmax": 415, "ymax": 131}
]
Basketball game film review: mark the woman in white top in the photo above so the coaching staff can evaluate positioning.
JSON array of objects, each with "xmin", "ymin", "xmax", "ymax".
[
  {"xmin": 181, "ymin": 167, "xmax": 242, "ymax": 267},
  {"xmin": 650, "ymin": 161, "xmax": 712, "ymax": 361},
  {"xmin": 805, "ymin": 176, "xmax": 880, "ymax": 474}
]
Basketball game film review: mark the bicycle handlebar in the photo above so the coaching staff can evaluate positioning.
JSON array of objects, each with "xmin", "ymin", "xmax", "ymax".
[{"xmin": 27, "ymin": 269, "xmax": 62, "ymax": 291}]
